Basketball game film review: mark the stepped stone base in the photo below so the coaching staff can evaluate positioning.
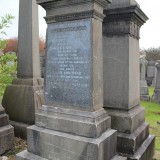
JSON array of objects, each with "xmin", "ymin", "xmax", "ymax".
[
  {"xmin": 117, "ymin": 123, "xmax": 149, "ymax": 155},
  {"xmin": 0, "ymin": 107, "xmax": 14, "ymax": 155},
  {"xmin": 128, "ymin": 135, "xmax": 155, "ymax": 160},
  {"xmin": 17, "ymin": 125, "xmax": 117, "ymax": 160},
  {"xmin": 0, "ymin": 125, "xmax": 14, "ymax": 155}
]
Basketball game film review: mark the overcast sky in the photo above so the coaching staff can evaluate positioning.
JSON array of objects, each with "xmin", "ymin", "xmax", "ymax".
[{"xmin": 0, "ymin": 0, "xmax": 160, "ymax": 49}]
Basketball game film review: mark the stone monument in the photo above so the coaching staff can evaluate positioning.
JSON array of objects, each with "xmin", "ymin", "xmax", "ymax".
[
  {"xmin": 16, "ymin": 0, "xmax": 126, "ymax": 160},
  {"xmin": 103, "ymin": 0, "xmax": 155, "ymax": 159},
  {"xmin": 152, "ymin": 67, "xmax": 157, "ymax": 87},
  {"xmin": 2, "ymin": 0, "xmax": 43, "ymax": 139},
  {"xmin": 146, "ymin": 60, "xmax": 156, "ymax": 86},
  {"xmin": 140, "ymin": 55, "xmax": 149, "ymax": 101},
  {"xmin": 0, "ymin": 104, "xmax": 14, "ymax": 155},
  {"xmin": 152, "ymin": 60, "xmax": 160, "ymax": 102}
]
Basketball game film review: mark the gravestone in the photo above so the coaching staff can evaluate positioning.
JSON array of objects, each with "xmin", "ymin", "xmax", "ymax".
[
  {"xmin": 2, "ymin": 0, "xmax": 44, "ymax": 139},
  {"xmin": 146, "ymin": 60, "xmax": 156, "ymax": 86},
  {"xmin": 0, "ymin": 104, "xmax": 14, "ymax": 155},
  {"xmin": 152, "ymin": 67, "xmax": 157, "ymax": 87},
  {"xmin": 103, "ymin": 0, "xmax": 155, "ymax": 159},
  {"xmin": 140, "ymin": 56, "xmax": 149, "ymax": 101},
  {"xmin": 16, "ymin": 0, "xmax": 124, "ymax": 160},
  {"xmin": 152, "ymin": 60, "xmax": 160, "ymax": 102}
]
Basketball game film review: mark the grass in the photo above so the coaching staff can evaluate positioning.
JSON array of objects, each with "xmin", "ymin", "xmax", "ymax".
[{"xmin": 141, "ymin": 87, "xmax": 160, "ymax": 152}]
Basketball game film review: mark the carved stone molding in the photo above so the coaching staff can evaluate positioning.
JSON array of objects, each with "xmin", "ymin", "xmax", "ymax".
[
  {"xmin": 103, "ymin": 5, "xmax": 148, "ymax": 39},
  {"xmin": 45, "ymin": 10, "xmax": 105, "ymax": 23}
]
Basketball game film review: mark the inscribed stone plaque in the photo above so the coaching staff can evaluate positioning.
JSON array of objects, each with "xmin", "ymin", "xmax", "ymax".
[{"xmin": 45, "ymin": 19, "xmax": 92, "ymax": 109}]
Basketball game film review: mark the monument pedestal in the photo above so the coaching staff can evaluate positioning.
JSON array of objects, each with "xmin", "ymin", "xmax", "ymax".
[
  {"xmin": 2, "ymin": 78, "xmax": 44, "ymax": 139},
  {"xmin": 103, "ymin": 1, "xmax": 155, "ymax": 159},
  {"xmin": 0, "ymin": 106, "xmax": 14, "ymax": 155}
]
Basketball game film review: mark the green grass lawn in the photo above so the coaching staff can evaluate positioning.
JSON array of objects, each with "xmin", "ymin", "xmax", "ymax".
[{"xmin": 141, "ymin": 87, "xmax": 160, "ymax": 151}]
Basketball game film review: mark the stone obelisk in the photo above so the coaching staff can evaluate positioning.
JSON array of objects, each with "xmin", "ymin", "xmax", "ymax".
[{"xmin": 2, "ymin": 0, "xmax": 44, "ymax": 139}]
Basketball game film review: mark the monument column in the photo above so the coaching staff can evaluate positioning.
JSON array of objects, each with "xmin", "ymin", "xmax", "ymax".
[
  {"xmin": 0, "ymin": 103, "xmax": 14, "ymax": 155},
  {"xmin": 152, "ymin": 60, "xmax": 160, "ymax": 102},
  {"xmin": 2, "ymin": 0, "xmax": 44, "ymax": 139},
  {"xmin": 16, "ymin": 0, "xmax": 126, "ymax": 160},
  {"xmin": 103, "ymin": 0, "xmax": 155, "ymax": 159},
  {"xmin": 140, "ymin": 55, "xmax": 149, "ymax": 101}
]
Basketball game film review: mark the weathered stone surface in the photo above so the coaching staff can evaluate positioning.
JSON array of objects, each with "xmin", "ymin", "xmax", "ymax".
[
  {"xmin": 10, "ymin": 121, "xmax": 29, "ymax": 139},
  {"xmin": 17, "ymin": 150, "xmax": 47, "ymax": 160},
  {"xmin": 0, "ymin": 125, "xmax": 14, "ymax": 155},
  {"xmin": 18, "ymin": 0, "xmax": 40, "ymax": 78},
  {"xmin": 2, "ymin": 79, "xmax": 44, "ymax": 125},
  {"xmin": 152, "ymin": 60, "xmax": 160, "ymax": 102},
  {"xmin": 140, "ymin": 56, "xmax": 149, "ymax": 101},
  {"xmin": 105, "ymin": 106, "xmax": 145, "ymax": 134},
  {"xmin": 26, "ymin": 125, "xmax": 117, "ymax": 160},
  {"xmin": 117, "ymin": 123, "xmax": 149, "ymax": 155},
  {"xmin": 128, "ymin": 135, "xmax": 155, "ymax": 160},
  {"xmin": 17, "ymin": 0, "xmax": 117, "ymax": 159},
  {"xmin": 36, "ymin": 107, "xmax": 111, "ymax": 138},
  {"xmin": 2, "ymin": 78, "xmax": 43, "ymax": 139},
  {"xmin": 111, "ymin": 156, "xmax": 127, "ymax": 160},
  {"xmin": 103, "ymin": 1, "xmax": 155, "ymax": 159},
  {"xmin": 146, "ymin": 60, "xmax": 155, "ymax": 86}
]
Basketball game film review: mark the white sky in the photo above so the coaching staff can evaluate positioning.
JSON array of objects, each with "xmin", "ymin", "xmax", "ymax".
[{"xmin": 0, "ymin": 0, "xmax": 160, "ymax": 49}]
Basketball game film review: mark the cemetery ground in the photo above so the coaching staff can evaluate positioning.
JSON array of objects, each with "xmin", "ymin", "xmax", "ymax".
[{"xmin": 0, "ymin": 87, "xmax": 160, "ymax": 160}]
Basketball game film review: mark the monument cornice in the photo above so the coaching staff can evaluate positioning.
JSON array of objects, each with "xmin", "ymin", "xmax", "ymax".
[
  {"xmin": 37, "ymin": 0, "xmax": 111, "ymax": 9},
  {"xmin": 103, "ymin": 5, "xmax": 148, "ymax": 39},
  {"xmin": 45, "ymin": 10, "xmax": 105, "ymax": 23}
]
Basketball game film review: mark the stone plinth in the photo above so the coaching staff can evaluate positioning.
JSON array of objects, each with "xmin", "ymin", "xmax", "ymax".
[
  {"xmin": 2, "ymin": 0, "xmax": 43, "ymax": 139},
  {"xmin": 140, "ymin": 56, "xmax": 149, "ymax": 101},
  {"xmin": 17, "ymin": 0, "xmax": 119, "ymax": 160},
  {"xmin": 146, "ymin": 60, "xmax": 156, "ymax": 86},
  {"xmin": 103, "ymin": 0, "xmax": 155, "ymax": 159},
  {"xmin": 0, "ymin": 105, "xmax": 14, "ymax": 155},
  {"xmin": 152, "ymin": 60, "xmax": 160, "ymax": 102}
]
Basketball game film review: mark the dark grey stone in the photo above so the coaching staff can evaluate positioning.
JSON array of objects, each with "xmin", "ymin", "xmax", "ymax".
[{"xmin": 45, "ymin": 20, "xmax": 92, "ymax": 110}]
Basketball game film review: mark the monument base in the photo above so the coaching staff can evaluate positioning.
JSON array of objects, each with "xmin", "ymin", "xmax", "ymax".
[
  {"xmin": 17, "ymin": 125, "xmax": 117, "ymax": 160},
  {"xmin": 105, "ymin": 106, "xmax": 145, "ymax": 134},
  {"xmin": 152, "ymin": 89, "xmax": 160, "ymax": 103},
  {"xmin": 2, "ymin": 78, "xmax": 44, "ymax": 139},
  {"xmin": 140, "ymin": 81, "xmax": 150, "ymax": 101},
  {"xmin": 0, "ymin": 107, "xmax": 14, "ymax": 155},
  {"xmin": 10, "ymin": 120, "xmax": 30, "ymax": 139}
]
